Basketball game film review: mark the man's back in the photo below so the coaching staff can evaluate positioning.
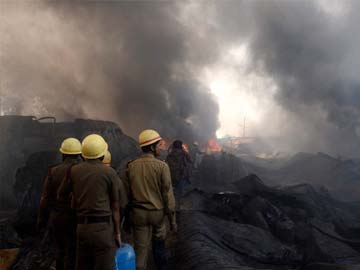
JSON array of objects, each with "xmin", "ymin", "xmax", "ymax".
[
  {"xmin": 127, "ymin": 153, "xmax": 174, "ymax": 211},
  {"xmin": 166, "ymin": 148, "xmax": 191, "ymax": 185},
  {"xmin": 70, "ymin": 159, "xmax": 119, "ymax": 217},
  {"xmin": 49, "ymin": 158, "xmax": 79, "ymax": 209}
]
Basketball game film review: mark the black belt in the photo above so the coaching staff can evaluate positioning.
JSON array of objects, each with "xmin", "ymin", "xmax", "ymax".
[
  {"xmin": 77, "ymin": 215, "xmax": 111, "ymax": 224},
  {"xmin": 131, "ymin": 204, "xmax": 161, "ymax": 211}
]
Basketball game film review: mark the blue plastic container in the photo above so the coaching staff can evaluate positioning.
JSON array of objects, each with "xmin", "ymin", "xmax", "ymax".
[{"xmin": 115, "ymin": 243, "xmax": 136, "ymax": 270}]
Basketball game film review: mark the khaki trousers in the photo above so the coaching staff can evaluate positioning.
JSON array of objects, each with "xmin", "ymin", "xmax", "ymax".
[
  {"xmin": 51, "ymin": 210, "xmax": 77, "ymax": 270},
  {"xmin": 76, "ymin": 222, "xmax": 115, "ymax": 270},
  {"xmin": 131, "ymin": 208, "xmax": 166, "ymax": 270}
]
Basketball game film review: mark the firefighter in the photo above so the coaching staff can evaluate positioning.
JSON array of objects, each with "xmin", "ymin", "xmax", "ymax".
[
  {"xmin": 37, "ymin": 137, "xmax": 82, "ymax": 270},
  {"xmin": 102, "ymin": 149, "xmax": 128, "ymax": 221},
  {"xmin": 166, "ymin": 140, "xmax": 192, "ymax": 199},
  {"xmin": 125, "ymin": 129, "xmax": 176, "ymax": 270},
  {"xmin": 103, "ymin": 150, "xmax": 111, "ymax": 167},
  {"xmin": 58, "ymin": 134, "xmax": 122, "ymax": 270}
]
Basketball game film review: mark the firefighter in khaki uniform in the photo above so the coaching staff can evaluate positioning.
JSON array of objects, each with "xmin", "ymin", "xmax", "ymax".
[
  {"xmin": 58, "ymin": 134, "xmax": 122, "ymax": 270},
  {"xmin": 125, "ymin": 129, "xmax": 176, "ymax": 270},
  {"xmin": 38, "ymin": 138, "xmax": 82, "ymax": 270},
  {"xmin": 103, "ymin": 150, "xmax": 129, "ymax": 212}
]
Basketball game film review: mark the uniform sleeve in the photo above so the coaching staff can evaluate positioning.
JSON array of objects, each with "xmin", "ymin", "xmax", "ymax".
[
  {"xmin": 109, "ymin": 171, "xmax": 120, "ymax": 202},
  {"xmin": 38, "ymin": 175, "xmax": 51, "ymax": 220},
  {"xmin": 57, "ymin": 174, "xmax": 72, "ymax": 201},
  {"xmin": 38, "ymin": 170, "xmax": 53, "ymax": 224},
  {"xmin": 122, "ymin": 165, "xmax": 131, "ymax": 196},
  {"xmin": 161, "ymin": 163, "xmax": 176, "ymax": 213},
  {"xmin": 41, "ymin": 175, "xmax": 51, "ymax": 202},
  {"xmin": 118, "ymin": 178, "xmax": 129, "ymax": 208}
]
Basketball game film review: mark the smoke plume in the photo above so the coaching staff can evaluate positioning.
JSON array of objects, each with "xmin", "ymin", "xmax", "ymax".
[
  {"xmin": 205, "ymin": 0, "xmax": 360, "ymax": 156},
  {"xmin": 3, "ymin": 1, "xmax": 360, "ymax": 156},
  {"xmin": 0, "ymin": 1, "xmax": 219, "ymax": 142}
]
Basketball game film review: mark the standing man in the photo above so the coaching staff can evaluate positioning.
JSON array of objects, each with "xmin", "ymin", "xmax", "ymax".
[
  {"xmin": 103, "ymin": 149, "xmax": 128, "ymax": 219},
  {"xmin": 126, "ymin": 129, "xmax": 176, "ymax": 270},
  {"xmin": 38, "ymin": 138, "xmax": 82, "ymax": 270},
  {"xmin": 190, "ymin": 142, "xmax": 202, "ymax": 170},
  {"xmin": 166, "ymin": 140, "xmax": 192, "ymax": 199},
  {"xmin": 58, "ymin": 134, "xmax": 121, "ymax": 270}
]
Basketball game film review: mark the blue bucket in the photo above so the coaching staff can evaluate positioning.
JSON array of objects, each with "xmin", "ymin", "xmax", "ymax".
[{"xmin": 115, "ymin": 243, "xmax": 136, "ymax": 270}]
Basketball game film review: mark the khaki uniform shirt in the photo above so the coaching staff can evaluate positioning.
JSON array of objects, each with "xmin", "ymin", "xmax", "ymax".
[
  {"xmin": 126, "ymin": 153, "xmax": 175, "ymax": 212},
  {"xmin": 58, "ymin": 159, "xmax": 120, "ymax": 217},
  {"xmin": 41, "ymin": 157, "xmax": 79, "ymax": 210},
  {"xmin": 118, "ymin": 178, "xmax": 128, "ymax": 209}
]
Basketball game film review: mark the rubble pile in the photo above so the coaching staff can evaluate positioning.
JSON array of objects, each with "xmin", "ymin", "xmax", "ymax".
[
  {"xmin": 199, "ymin": 151, "xmax": 360, "ymax": 201},
  {"xmin": 196, "ymin": 152, "xmax": 248, "ymax": 192},
  {"xmin": 245, "ymin": 152, "xmax": 360, "ymax": 201},
  {"xmin": 175, "ymin": 174, "xmax": 360, "ymax": 270},
  {"xmin": 1, "ymin": 115, "xmax": 360, "ymax": 269}
]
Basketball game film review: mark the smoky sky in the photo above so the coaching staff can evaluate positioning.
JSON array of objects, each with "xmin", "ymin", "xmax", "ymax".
[
  {"xmin": 251, "ymin": 0, "xmax": 360, "ymax": 156},
  {"xmin": 207, "ymin": 0, "xmax": 360, "ymax": 156},
  {"xmin": 2, "ymin": 1, "xmax": 360, "ymax": 156},
  {"xmin": 0, "ymin": 1, "xmax": 219, "ymax": 142}
]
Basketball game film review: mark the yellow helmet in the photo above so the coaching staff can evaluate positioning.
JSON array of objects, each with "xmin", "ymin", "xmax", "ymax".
[
  {"xmin": 81, "ymin": 134, "xmax": 108, "ymax": 159},
  {"xmin": 103, "ymin": 150, "xmax": 111, "ymax": 166},
  {"xmin": 59, "ymin": 138, "xmax": 82, "ymax": 155},
  {"xmin": 139, "ymin": 129, "xmax": 162, "ymax": 147}
]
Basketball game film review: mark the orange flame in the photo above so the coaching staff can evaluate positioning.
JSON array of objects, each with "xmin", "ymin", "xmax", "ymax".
[
  {"xmin": 206, "ymin": 139, "xmax": 222, "ymax": 153},
  {"xmin": 182, "ymin": 143, "xmax": 189, "ymax": 153}
]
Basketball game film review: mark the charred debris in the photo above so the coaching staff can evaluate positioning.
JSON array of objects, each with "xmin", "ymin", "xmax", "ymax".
[{"xmin": 0, "ymin": 116, "xmax": 360, "ymax": 270}]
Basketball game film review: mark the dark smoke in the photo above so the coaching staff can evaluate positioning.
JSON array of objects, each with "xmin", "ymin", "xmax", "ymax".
[
  {"xmin": 3, "ymin": 1, "xmax": 360, "ymax": 156},
  {"xmin": 0, "ymin": 1, "xmax": 219, "ymax": 142},
  {"xmin": 211, "ymin": 0, "xmax": 360, "ymax": 156}
]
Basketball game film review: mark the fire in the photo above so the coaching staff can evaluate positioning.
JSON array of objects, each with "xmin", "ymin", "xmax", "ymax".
[
  {"xmin": 256, "ymin": 153, "xmax": 277, "ymax": 159},
  {"xmin": 205, "ymin": 139, "xmax": 222, "ymax": 153},
  {"xmin": 182, "ymin": 143, "xmax": 189, "ymax": 153}
]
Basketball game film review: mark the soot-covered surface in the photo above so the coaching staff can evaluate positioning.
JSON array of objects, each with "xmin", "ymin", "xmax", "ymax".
[
  {"xmin": 173, "ymin": 175, "xmax": 360, "ymax": 270},
  {"xmin": 2, "ymin": 133, "xmax": 360, "ymax": 269}
]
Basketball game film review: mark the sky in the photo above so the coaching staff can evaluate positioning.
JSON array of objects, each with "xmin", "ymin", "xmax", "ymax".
[{"xmin": 1, "ymin": 0, "xmax": 360, "ymax": 156}]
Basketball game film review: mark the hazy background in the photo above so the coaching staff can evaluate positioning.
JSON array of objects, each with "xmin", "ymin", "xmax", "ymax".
[{"xmin": 1, "ymin": 0, "xmax": 360, "ymax": 157}]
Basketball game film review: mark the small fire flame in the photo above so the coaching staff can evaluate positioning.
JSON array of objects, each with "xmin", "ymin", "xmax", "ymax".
[
  {"xmin": 205, "ymin": 139, "xmax": 222, "ymax": 153},
  {"xmin": 256, "ymin": 153, "xmax": 275, "ymax": 159},
  {"xmin": 182, "ymin": 143, "xmax": 189, "ymax": 153}
]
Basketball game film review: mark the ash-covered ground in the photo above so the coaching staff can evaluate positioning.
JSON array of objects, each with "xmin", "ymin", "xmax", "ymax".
[{"xmin": 1, "ymin": 116, "xmax": 360, "ymax": 270}]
